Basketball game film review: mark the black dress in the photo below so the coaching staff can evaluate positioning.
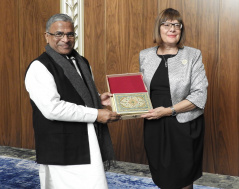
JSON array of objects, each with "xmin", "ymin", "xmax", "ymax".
[{"xmin": 144, "ymin": 54, "xmax": 205, "ymax": 189}]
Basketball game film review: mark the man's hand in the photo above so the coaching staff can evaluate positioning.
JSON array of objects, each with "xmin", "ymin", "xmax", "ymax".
[
  {"xmin": 97, "ymin": 109, "xmax": 121, "ymax": 124},
  {"xmin": 100, "ymin": 92, "xmax": 113, "ymax": 106}
]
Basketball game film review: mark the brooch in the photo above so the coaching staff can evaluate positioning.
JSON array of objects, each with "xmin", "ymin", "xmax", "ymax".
[{"xmin": 181, "ymin": 59, "xmax": 188, "ymax": 65}]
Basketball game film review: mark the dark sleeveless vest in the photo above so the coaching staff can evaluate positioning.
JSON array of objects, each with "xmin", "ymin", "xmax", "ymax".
[{"xmin": 28, "ymin": 52, "xmax": 92, "ymax": 165}]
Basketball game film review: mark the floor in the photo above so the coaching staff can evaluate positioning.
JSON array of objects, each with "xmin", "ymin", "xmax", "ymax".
[{"xmin": 0, "ymin": 146, "xmax": 239, "ymax": 189}]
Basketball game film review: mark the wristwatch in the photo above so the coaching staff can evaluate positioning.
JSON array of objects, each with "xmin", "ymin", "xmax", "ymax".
[{"xmin": 170, "ymin": 106, "xmax": 177, "ymax": 116}]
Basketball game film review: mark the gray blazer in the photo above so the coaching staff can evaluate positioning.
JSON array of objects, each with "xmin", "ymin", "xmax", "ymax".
[{"xmin": 139, "ymin": 46, "xmax": 208, "ymax": 123}]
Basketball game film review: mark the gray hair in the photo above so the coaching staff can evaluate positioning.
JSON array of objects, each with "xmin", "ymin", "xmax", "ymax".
[{"xmin": 46, "ymin": 13, "xmax": 74, "ymax": 32}]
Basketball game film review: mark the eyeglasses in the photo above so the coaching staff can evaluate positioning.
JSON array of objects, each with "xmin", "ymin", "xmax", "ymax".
[
  {"xmin": 161, "ymin": 22, "xmax": 182, "ymax": 30},
  {"xmin": 47, "ymin": 32, "xmax": 76, "ymax": 39}
]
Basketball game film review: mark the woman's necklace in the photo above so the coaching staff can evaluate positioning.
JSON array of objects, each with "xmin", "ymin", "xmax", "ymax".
[
  {"xmin": 161, "ymin": 54, "xmax": 172, "ymax": 67},
  {"xmin": 158, "ymin": 47, "xmax": 176, "ymax": 67}
]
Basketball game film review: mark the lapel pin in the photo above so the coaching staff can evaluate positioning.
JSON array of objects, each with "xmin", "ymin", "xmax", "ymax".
[{"xmin": 182, "ymin": 59, "xmax": 188, "ymax": 65}]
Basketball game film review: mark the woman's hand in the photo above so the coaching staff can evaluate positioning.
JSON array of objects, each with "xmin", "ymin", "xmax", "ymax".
[
  {"xmin": 100, "ymin": 92, "xmax": 113, "ymax": 106},
  {"xmin": 141, "ymin": 106, "xmax": 171, "ymax": 120}
]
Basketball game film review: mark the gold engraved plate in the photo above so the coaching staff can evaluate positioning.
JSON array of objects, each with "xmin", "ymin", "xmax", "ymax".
[{"xmin": 113, "ymin": 93, "xmax": 152, "ymax": 114}]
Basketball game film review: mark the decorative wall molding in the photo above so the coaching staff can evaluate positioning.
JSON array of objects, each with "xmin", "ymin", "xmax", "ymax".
[{"xmin": 60, "ymin": 0, "xmax": 84, "ymax": 55}]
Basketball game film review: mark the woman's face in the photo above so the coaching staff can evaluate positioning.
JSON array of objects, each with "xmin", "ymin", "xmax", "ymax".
[{"xmin": 160, "ymin": 19, "xmax": 181, "ymax": 47}]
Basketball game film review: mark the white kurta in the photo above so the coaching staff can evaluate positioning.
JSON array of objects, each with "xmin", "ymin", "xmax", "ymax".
[{"xmin": 25, "ymin": 60, "xmax": 108, "ymax": 189}]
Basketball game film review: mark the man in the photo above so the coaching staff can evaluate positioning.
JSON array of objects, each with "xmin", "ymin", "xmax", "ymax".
[{"xmin": 25, "ymin": 14, "xmax": 120, "ymax": 189}]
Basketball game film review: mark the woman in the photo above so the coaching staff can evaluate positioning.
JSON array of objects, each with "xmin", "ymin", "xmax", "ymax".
[{"xmin": 140, "ymin": 8, "xmax": 208, "ymax": 189}]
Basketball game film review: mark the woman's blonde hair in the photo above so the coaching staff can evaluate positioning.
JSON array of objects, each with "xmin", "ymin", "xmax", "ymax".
[{"xmin": 153, "ymin": 8, "xmax": 185, "ymax": 48}]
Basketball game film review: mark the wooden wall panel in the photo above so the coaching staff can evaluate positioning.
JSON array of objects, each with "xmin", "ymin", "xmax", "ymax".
[
  {"xmin": 142, "ymin": 1, "xmax": 159, "ymax": 49},
  {"xmin": 218, "ymin": 0, "xmax": 239, "ymax": 176},
  {"xmin": 195, "ymin": 0, "xmax": 220, "ymax": 175},
  {"xmin": 85, "ymin": 0, "xmax": 157, "ymax": 163},
  {"xmin": 19, "ymin": 0, "xmax": 60, "ymax": 149},
  {"xmin": 104, "ymin": 0, "xmax": 157, "ymax": 163},
  {"xmin": 0, "ymin": 0, "xmax": 21, "ymax": 147},
  {"xmin": 105, "ymin": 0, "xmax": 146, "ymax": 163},
  {"xmin": 0, "ymin": 0, "xmax": 60, "ymax": 149},
  {"xmin": 1, "ymin": 0, "xmax": 239, "ymax": 177},
  {"xmin": 84, "ymin": 0, "xmax": 106, "ymax": 94}
]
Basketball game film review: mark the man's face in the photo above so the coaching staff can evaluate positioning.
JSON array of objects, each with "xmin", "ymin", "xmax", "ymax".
[{"xmin": 45, "ymin": 21, "xmax": 75, "ymax": 55}]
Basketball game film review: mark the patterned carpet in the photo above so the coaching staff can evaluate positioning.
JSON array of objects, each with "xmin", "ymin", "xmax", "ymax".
[{"xmin": 0, "ymin": 156, "xmax": 221, "ymax": 189}]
